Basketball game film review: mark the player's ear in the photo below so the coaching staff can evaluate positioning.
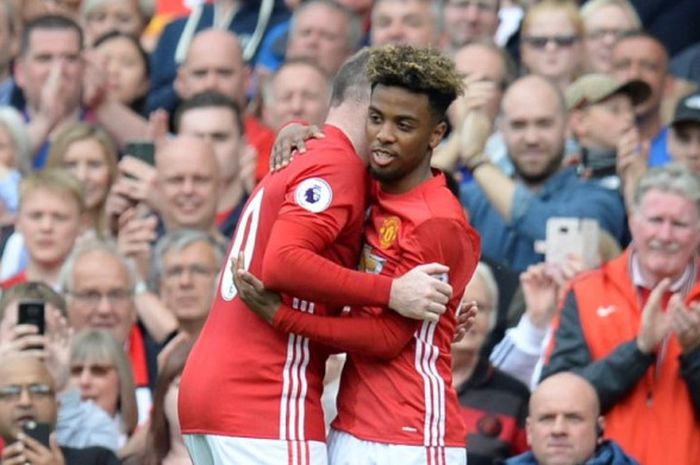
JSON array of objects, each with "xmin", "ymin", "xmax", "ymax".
[{"xmin": 429, "ymin": 120, "xmax": 448, "ymax": 150}]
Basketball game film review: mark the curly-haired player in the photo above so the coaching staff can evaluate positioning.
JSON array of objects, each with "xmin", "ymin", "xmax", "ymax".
[
  {"xmin": 231, "ymin": 45, "xmax": 480, "ymax": 465},
  {"xmin": 328, "ymin": 43, "xmax": 479, "ymax": 465}
]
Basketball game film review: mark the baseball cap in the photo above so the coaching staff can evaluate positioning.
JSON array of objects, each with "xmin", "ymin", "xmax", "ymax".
[
  {"xmin": 565, "ymin": 73, "xmax": 651, "ymax": 111},
  {"xmin": 671, "ymin": 91, "xmax": 700, "ymax": 126}
]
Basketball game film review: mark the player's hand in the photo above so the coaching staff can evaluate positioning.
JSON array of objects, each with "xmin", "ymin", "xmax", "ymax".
[
  {"xmin": 270, "ymin": 123, "xmax": 325, "ymax": 172},
  {"xmin": 453, "ymin": 300, "xmax": 478, "ymax": 342},
  {"xmin": 232, "ymin": 253, "xmax": 282, "ymax": 323},
  {"xmin": 390, "ymin": 263, "xmax": 452, "ymax": 322}
]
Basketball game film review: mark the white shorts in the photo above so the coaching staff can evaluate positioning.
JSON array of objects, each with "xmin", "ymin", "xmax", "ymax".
[
  {"xmin": 183, "ymin": 434, "xmax": 328, "ymax": 465},
  {"xmin": 327, "ymin": 429, "xmax": 466, "ymax": 465}
]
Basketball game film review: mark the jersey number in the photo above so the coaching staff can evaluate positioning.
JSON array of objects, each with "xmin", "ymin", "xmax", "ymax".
[{"xmin": 220, "ymin": 188, "xmax": 264, "ymax": 301}]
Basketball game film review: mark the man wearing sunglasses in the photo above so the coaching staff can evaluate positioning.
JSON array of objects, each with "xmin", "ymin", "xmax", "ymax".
[{"xmin": 0, "ymin": 353, "xmax": 119, "ymax": 465}]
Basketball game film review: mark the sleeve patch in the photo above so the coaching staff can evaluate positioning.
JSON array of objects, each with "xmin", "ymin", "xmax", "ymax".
[{"xmin": 294, "ymin": 177, "xmax": 333, "ymax": 213}]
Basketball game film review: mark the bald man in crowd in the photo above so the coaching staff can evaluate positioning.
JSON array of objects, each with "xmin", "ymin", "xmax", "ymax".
[{"xmin": 505, "ymin": 372, "xmax": 638, "ymax": 465}]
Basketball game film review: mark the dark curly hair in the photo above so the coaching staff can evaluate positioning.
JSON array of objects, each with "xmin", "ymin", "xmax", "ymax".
[{"xmin": 367, "ymin": 45, "xmax": 464, "ymax": 120}]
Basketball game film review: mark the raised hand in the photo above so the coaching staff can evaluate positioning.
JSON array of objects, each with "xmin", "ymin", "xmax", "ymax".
[
  {"xmin": 521, "ymin": 263, "xmax": 559, "ymax": 329},
  {"xmin": 670, "ymin": 299, "xmax": 700, "ymax": 354},
  {"xmin": 637, "ymin": 279, "xmax": 672, "ymax": 354},
  {"xmin": 453, "ymin": 300, "xmax": 478, "ymax": 342}
]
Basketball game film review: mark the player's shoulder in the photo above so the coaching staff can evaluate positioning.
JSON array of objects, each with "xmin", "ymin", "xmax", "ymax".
[
  {"xmin": 299, "ymin": 125, "xmax": 364, "ymax": 167},
  {"xmin": 416, "ymin": 175, "xmax": 467, "ymax": 225}
]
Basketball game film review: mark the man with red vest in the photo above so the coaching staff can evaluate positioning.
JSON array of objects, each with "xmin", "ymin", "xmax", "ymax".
[{"xmin": 542, "ymin": 162, "xmax": 700, "ymax": 465}]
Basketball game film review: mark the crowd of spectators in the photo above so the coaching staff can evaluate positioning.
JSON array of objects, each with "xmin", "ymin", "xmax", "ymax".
[{"xmin": 0, "ymin": 0, "xmax": 698, "ymax": 464}]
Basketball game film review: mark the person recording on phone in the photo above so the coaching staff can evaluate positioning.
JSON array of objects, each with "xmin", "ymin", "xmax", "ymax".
[
  {"xmin": 0, "ymin": 352, "xmax": 120, "ymax": 465},
  {"xmin": 0, "ymin": 282, "xmax": 122, "ymax": 453},
  {"xmin": 541, "ymin": 163, "xmax": 700, "ymax": 465}
]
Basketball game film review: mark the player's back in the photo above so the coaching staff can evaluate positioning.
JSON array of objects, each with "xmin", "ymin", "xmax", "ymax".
[
  {"xmin": 334, "ymin": 172, "xmax": 480, "ymax": 447},
  {"xmin": 179, "ymin": 125, "xmax": 369, "ymax": 442}
]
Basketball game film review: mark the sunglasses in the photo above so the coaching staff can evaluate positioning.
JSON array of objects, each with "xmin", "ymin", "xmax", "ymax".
[{"xmin": 523, "ymin": 35, "xmax": 579, "ymax": 49}]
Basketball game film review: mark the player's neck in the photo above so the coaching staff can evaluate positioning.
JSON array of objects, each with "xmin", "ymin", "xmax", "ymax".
[
  {"xmin": 380, "ymin": 156, "xmax": 432, "ymax": 194},
  {"xmin": 326, "ymin": 104, "xmax": 369, "ymax": 162}
]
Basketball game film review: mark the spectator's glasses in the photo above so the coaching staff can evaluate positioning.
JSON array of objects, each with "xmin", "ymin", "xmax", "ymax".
[
  {"xmin": 70, "ymin": 364, "xmax": 115, "ymax": 377},
  {"xmin": 523, "ymin": 35, "xmax": 579, "ymax": 49},
  {"xmin": 68, "ymin": 289, "xmax": 132, "ymax": 306},
  {"xmin": 163, "ymin": 264, "xmax": 218, "ymax": 281},
  {"xmin": 0, "ymin": 384, "xmax": 53, "ymax": 402},
  {"xmin": 586, "ymin": 28, "xmax": 632, "ymax": 41}
]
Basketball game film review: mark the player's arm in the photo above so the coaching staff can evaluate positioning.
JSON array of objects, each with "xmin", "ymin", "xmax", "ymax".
[
  {"xmin": 260, "ymin": 165, "xmax": 452, "ymax": 318},
  {"xmin": 238, "ymin": 219, "xmax": 478, "ymax": 359}
]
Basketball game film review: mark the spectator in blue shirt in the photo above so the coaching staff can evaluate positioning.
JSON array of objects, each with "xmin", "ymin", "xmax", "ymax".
[{"xmin": 459, "ymin": 74, "xmax": 626, "ymax": 272}]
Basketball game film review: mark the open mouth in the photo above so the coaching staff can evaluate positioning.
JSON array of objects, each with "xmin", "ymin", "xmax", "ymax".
[{"xmin": 371, "ymin": 148, "xmax": 395, "ymax": 167}]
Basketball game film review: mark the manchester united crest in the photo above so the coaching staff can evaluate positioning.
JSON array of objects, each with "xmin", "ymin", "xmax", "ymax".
[{"xmin": 379, "ymin": 216, "xmax": 400, "ymax": 249}]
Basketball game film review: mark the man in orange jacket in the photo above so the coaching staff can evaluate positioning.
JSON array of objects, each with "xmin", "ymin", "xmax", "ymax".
[{"xmin": 542, "ymin": 162, "xmax": 700, "ymax": 465}]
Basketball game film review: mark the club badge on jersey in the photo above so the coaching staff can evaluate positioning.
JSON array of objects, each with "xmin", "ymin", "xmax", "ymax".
[
  {"xmin": 379, "ymin": 216, "xmax": 400, "ymax": 249},
  {"xmin": 295, "ymin": 178, "xmax": 333, "ymax": 213}
]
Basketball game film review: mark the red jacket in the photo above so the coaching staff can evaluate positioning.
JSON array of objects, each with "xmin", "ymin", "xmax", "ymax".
[{"xmin": 543, "ymin": 249, "xmax": 700, "ymax": 465}]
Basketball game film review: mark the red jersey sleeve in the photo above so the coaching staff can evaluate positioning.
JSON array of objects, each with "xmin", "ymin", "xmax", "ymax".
[
  {"xmin": 273, "ymin": 305, "xmax": 417, "ymax": 360},
  {"xmin": 262, "ymin": 160, "xmax": 393, "ymax": 307},
  {"xmin": 271, "ymin": 218, "xmax": 480, "ymax": 359}
]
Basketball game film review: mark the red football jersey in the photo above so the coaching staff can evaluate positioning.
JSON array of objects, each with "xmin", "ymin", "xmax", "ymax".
[
  {"xmin": 272, "ymin": 172, "xmax": 480, "ymax": 447},
  {"xmin": 178, "ymin": 125, "xmax": 391, "ymax": 442},
  {"xmin": 333, "ymin": 173, "xmax": 480, "ymax": 447}
]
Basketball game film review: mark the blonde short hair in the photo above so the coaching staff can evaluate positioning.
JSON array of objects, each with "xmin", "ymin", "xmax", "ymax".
[
  {"xmin": 522, "ymin": 0, "xmax": 584, "ymax": 38},
  {"xmin": 19, "ymin": 169, "xmax": 85, "ymax": 213}
]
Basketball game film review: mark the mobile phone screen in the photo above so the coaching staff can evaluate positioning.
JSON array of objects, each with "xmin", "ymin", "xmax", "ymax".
[{"xmin": 18, "ymin": 301, "xmax": 45, "ymax": 335}]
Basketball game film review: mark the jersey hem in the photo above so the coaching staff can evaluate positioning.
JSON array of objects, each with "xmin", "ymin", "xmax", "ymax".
[
  {"xmin": 181, "ymin": 429, "xmax": 327, "ymax": 443},
  {"xmin": 331, "ymin": 426, "xmax": 466, "ymax": 448}
]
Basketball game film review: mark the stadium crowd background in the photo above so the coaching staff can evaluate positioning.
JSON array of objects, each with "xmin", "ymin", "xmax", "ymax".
[{"xmin": 0, "ymin": 0, "xmax": 698, "ymax": 464}]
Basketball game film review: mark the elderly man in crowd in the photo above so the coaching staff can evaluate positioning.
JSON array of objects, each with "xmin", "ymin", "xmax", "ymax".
[
  {"xmin": 285, "ymin": 0, "xmax": 363, "ymax": 76},
  {"xmin": 154, "ymin": 229, "xmax": 224, "ymax": 339},
  {"xmin": 505, "ymin": 372, "xmax": 638, "ymax": 465},
  {"xmin": 0, "ymin": 353, "xmax": 120, "ymax": 465},
  {"xmin": 459, "ymin": 74, "xmax": 626, "ymax": 272},
  {"xmin": 60, "ymin": 238, "xmax": 157, "ymax": 424},
  {"xmin": 542, "ymin": 163, "xmax": 700, "ymax": 465}
]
